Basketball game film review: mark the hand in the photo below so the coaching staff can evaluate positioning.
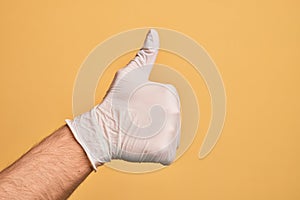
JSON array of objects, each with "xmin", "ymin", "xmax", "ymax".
[{"xmin": 66, "ymin": 29, "xmax": 181, "ymax": 170}]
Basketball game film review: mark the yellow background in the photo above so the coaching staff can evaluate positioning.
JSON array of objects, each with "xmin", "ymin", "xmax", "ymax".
[{"xmin": 0, "ymin": 0, "xmax": 299, "ymax": 199}]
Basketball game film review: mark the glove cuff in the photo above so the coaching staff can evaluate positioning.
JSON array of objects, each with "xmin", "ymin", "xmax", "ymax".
[{"xmin": 65, "ymin": 107, "xmax": 111, "ymax": 171}]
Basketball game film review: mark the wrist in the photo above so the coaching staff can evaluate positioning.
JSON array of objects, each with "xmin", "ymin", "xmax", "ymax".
[{"xmin": 66, "ymin": 107, "xmax": 111, "ymax": 171}]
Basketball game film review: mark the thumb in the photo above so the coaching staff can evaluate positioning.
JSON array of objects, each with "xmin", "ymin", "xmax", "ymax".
[{"xmin": 122, "ymin": 29, "xmax": 159, "ymax": 77}]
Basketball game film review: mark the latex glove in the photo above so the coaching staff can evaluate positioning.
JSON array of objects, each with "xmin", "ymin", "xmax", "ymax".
[{"xmin": 66, "ymin": 29, "xmax": 181, "ymax": 170}]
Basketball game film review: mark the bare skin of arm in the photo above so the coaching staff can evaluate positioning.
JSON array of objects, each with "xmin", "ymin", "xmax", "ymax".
[{"xmin": 0, "ymin": 125, "xmax": 94, "ymax": 200}]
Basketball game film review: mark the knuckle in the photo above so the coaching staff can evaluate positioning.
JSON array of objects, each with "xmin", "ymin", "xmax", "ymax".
[{"xmin": 164, "ymin": 84, "xmax": 179, "ymax": 95}]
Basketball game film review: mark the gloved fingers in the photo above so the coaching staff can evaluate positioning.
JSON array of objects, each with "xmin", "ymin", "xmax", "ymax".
[
  {"xmin": 105, "ymin": 29, "xmax": 160, "ymax": 98},
  {"xmin": 142, "ymin": 28, "xmax": 160, "ymax": 50},
  {"xmin": 163, "ymin": 83, "xmax": 181, "ymax": 110},
  {"xmin": 118, "ymin": 29, "xmax": 159, "ymax": 79}
]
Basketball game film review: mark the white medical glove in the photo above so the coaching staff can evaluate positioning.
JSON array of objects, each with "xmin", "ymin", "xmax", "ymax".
[{"xmin": 66, "ymin": 29, "xmax": 181, "ymax": 170}]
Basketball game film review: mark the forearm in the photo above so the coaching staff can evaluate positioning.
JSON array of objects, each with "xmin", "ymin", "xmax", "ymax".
[
  {"xmin": 0, "ymin": 29, "xmax": 180, "ymax": 199},
  {"xmin": 0, "ymin": 125, "xmax": 93, "ymax": 200}
]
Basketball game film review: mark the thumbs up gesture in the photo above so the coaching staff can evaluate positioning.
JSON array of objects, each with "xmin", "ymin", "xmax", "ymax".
[{"xmin": 66, "ymin": 29, "xmax": 181, "ymax": 170}]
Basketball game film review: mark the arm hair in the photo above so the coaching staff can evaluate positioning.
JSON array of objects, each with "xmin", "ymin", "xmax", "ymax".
[{"xmin": 0, "ymin": 125, "xmax": 94, "ymax": 200}]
